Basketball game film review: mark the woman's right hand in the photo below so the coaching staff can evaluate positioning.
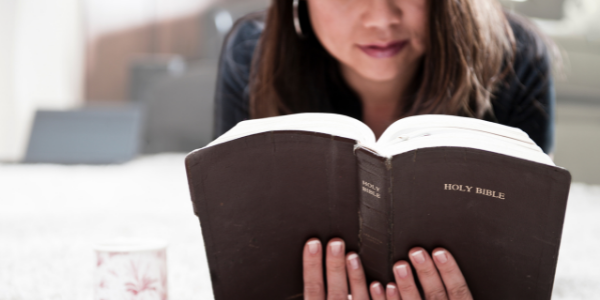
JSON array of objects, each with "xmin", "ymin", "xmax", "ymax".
[{"xmin": 302, "ymin": 238, "xmax": 473, "ymax": 300}]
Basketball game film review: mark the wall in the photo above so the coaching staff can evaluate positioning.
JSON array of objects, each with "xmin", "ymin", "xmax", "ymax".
[
  {"xmin": 0, "ymin": 0, "xmax": 84, "ymax": 161},
  {"xmin": 84, "ymin": 0, "xmax": 215, "ymax": 102},
  {"xmin": 0, "ymin": 0, "xmax": 18, "ymax": 161},
  {"xmin": 0, "ymin": 0, "xmax": 215, "ymax": 161}
]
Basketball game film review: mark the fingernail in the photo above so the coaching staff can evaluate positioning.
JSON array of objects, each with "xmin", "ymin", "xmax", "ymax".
[
  {"xmin": 386, "ymin": 284, "xmax": 396, "ymax": 297},
  {"xmin": 307, "ymin": 240, "xmax": 319, "ymax": 255},
  {"xmin": 411, "ymin": 250, "xmax": 426, "ymax": 264},
  {"xmin": 394, "ymin": 264, "xmax": 408, "ymax": 278},
  {"xmin": 330, "ymin": 241, "xmax": 343, "ymax": 256},
  {"xmin": 433, "ymin": 250, "xmax": 448, "ymax": 264},
  {"xmin": 347, "ymin": 253, "xmax": 360, "ymax": 270},
  {"xmin": 371, "ymin": 282, "xmax": 383, "ymax": 295}
]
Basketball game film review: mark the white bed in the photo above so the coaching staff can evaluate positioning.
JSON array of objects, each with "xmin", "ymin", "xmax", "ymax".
[{"xmin": 0, "ymin": 154, "xmax": 598, "ymax": 299}]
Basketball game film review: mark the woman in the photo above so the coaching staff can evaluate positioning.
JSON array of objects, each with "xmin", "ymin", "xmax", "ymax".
[{"xmin": 214, "ymin": 0, "xmax": 555, "ymax": 298}]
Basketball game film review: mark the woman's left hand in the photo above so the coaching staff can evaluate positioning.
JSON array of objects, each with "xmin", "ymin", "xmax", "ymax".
[{"xmin": 302, "ymin": 238, "xmax": 473, "ymax": 300}]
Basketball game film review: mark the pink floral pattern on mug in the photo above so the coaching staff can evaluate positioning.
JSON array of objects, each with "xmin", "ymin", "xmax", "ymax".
[{"xmin": 94, "ymin": 239, "xmax": 168, "ymax": 300}]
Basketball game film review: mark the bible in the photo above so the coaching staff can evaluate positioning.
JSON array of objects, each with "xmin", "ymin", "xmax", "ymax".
[{"xmin": 185, "ymin": 113, "xmax": 571, "ymax": 300}]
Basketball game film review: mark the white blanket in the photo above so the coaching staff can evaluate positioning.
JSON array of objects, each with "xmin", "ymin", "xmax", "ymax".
[{"xmin": 0, "ymin": 154, "xmax": 598, "ymax": 299}]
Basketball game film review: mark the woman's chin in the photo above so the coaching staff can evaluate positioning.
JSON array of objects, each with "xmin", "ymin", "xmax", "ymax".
[
  {"xmin": 356, "ymin": 68, "xmax": 402, "ymax": 83},
  {"xmin": 341, "ymin": 59, "xmax": 404, "ymax": 83}
]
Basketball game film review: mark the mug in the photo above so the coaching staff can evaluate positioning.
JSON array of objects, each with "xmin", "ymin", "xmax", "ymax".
[{"xmin": 94, "ymin": 238, "xmax": 168, "ymax": 300}]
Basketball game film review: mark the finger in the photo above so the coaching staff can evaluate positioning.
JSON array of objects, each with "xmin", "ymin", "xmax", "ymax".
[
  {"xmin": 345, "ymin": 252, "xmax": 369, "ymax": 299},
  {"xmin": 385, "ymin": 283, "xmax": 402, "ymax": 300},
  {"xmin": 392, "ymin": 261, "xmax": 421, "ymax": 300},
  {"xmin": 409, "ymin": 248, "xmax": 448, "ymax": 300},
  {"xmin": 326, "ymin": 238, "xmax": 348, "ymax": 300},
  {"xmin": 432, "ymin": 249, "xmax": 473, "ymax": 300},
  {"xmin": 303, "ymin": 239, "xmax": 325, "ymax": 300},
  {"xmin": 369, "ymin": 282, "xmax": 386, "ymax": 300}
]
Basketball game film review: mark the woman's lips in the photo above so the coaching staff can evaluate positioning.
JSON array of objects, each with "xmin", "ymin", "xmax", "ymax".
[{"xmin": 358, "ymin": 41, "xmax": 408, "ymax": 59}]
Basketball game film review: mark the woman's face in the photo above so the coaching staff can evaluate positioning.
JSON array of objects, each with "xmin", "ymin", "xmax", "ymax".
[{"xmin": 307, "ymin": 0, "xmax": 428, "ymax": 83}]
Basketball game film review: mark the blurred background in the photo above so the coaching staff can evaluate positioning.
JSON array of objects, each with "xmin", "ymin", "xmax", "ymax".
[
  {"xmin": 0, "ymin": 0, "xmax": 598, "ymax": 182},
  {"xmin": 1, "ymin": 0, "xmax": 599, "ymax": 299}
]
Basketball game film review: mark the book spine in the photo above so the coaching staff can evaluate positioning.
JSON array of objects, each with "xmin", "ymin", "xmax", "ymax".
[{"xmin": 355, "ymin": 147, "xmax": 393, "ymax": 284}]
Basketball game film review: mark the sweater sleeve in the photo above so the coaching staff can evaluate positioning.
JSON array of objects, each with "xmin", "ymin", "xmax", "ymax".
[
  {"xmin": 212, "ymin": 15, "xmax": 264, "ymax": 140},
  {"xmin": 492, "ymin": 16, "xmax": 556, "ymax": 155}
]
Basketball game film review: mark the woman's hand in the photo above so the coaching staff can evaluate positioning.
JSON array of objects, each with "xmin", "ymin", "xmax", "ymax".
[{"xmin": 302, "ymin": 238, "xmax": 473, "ymax": 300}]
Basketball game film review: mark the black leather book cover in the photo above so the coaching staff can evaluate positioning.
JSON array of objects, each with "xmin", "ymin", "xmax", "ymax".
[
  {"xmin": 389, "ymin": 147, "xmax": 571, "ymax": 300},
  {"xmin": 186, "ymin": 131, "xmax": 571, "ymax": 300},
  {"xmin": 186, "ymin": 131, "xmax": 360, "ymax": 299}
]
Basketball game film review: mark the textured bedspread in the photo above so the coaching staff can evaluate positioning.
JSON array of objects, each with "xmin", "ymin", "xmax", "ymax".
[{"xmin": 0, "ymin": 154, "xmax": 598, "ymax": 299}]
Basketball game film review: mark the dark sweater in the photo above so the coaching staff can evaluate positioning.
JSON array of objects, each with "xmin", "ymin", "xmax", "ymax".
[{"xmin": 213, "ymin": 12, "xmax": 555, "ymax": 154}]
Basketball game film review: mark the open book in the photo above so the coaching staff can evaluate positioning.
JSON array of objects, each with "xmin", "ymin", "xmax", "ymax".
[{"xmin": 185, "ymin": 113, "xmax": 570, "ymax": 300}]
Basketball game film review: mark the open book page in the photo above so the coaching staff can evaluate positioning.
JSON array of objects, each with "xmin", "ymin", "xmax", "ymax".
[
  {"xmin": 374, "ymin": 129, "xmax": 553, "ymax": 165},
  {"xmin": 205, "ymin": 113, "xmax": 375, "ymax": 148},
  {"xmin": 378, "ymin": 114, "xmax": 534, "ymax": 145},
  {"xmin": 373, "ymin": 115, "xmax": 554, "ymax": 166},
  {"xmin": 204, "ymin": 113, "xmax": 553, "ymax": 166}
]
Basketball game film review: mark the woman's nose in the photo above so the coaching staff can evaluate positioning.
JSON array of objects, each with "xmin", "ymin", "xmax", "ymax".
[{"xmin": 361, "ymin": 0, "xmax": 402, "ymax": 29}]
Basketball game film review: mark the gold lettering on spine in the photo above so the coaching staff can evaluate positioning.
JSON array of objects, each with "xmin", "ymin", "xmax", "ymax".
[{"xmin": 362, "ymin": 181, "xmax": 381, "ymax": 199}]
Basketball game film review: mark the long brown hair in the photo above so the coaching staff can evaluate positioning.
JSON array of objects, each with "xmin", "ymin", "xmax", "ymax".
[{"xmin": 250, "ymin": 0, "xmax": 516, "ymax": 120}]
